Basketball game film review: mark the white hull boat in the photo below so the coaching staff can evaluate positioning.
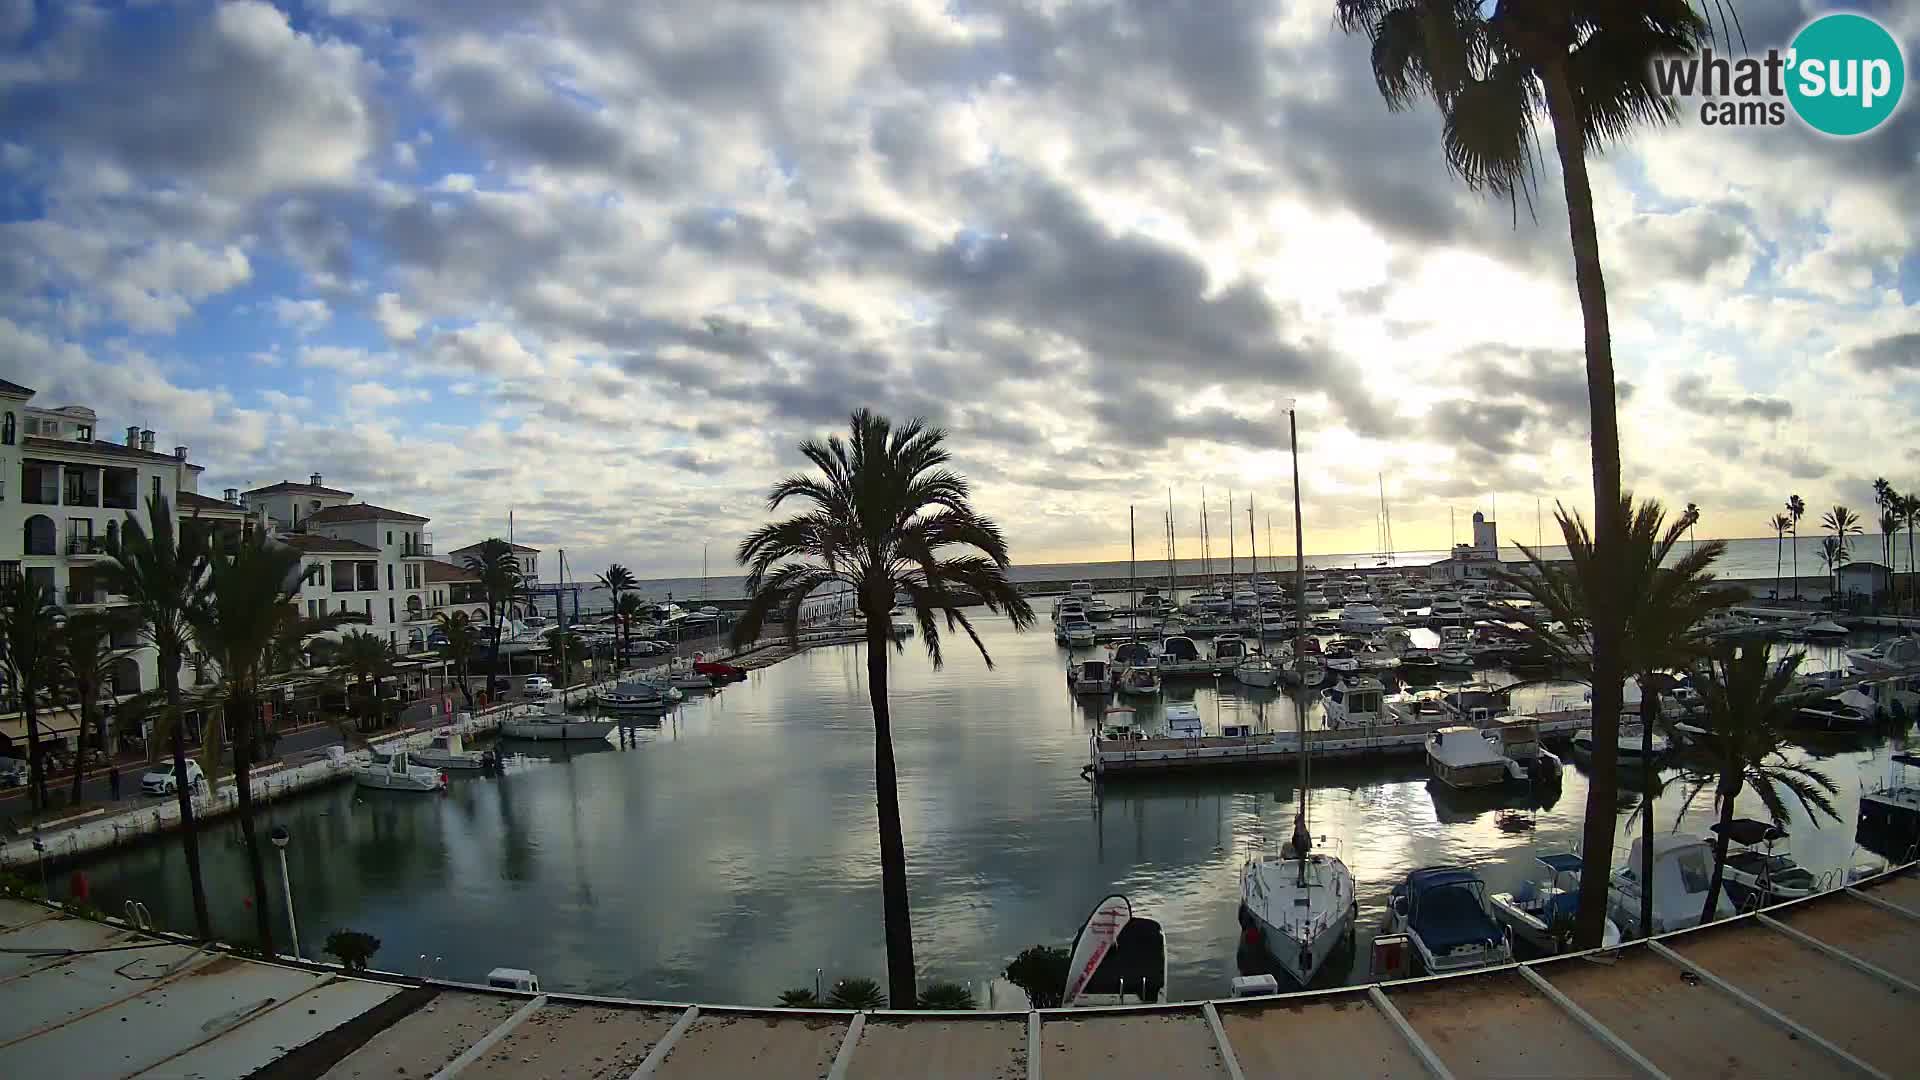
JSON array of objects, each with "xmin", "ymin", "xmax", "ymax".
[
  {"xmin": 354, "ymin": 751, "xmax": 446, "ymax": 792},
  {"xmin": 1240, "ymin": 844, "xmax": 1355, "ymax": 987},
  {"xmin": 1426, "ymin": 727, "xmax": 1511, "ymax": 790},
  {"xmin": 1321, "ymin": 675, "xmax": 1387, "ymax": 728},
  {"xmin": 1711, "ymin": 819, "xmax": 1822, "ymax": 910},
  {"xmin": 1572, "ymin": 724, "xmax": 1670, "ymax": 760},
  {"xmin": 1069, "ymin": 658, "xmax": 1114, "ymax": 695},
  {"xmin": 1489, "ymin": 853, "xmax": 1622, "ymax": 953},
  {"xmin": 1388, "ymin": 867, "xmax": 1513, "ymax": 975},
  {"xmin": 1234, "ymin": 657, "xmax": 1281, "ymax": 688},
  {"xmin": 411, "ymin": 729, "xmax": 486, "ymax": 771},
  {"xmin": 500, "ymin": 708, "xmax": 619, "ymax": 741},
  {"xmin": 1607, "ymin": 834, "xmax": 1735, "ymax": 937}
]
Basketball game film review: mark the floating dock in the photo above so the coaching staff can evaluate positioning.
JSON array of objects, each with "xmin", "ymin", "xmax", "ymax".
[{"xmin": 0, "ymin": 863, "xmax": 1914, "ymax": 1078}]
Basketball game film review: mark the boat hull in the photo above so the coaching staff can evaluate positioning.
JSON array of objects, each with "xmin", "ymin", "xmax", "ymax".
[
  {"xmin": 411, "ymin": 751, "xmax": 485, "ymax": 771},
  {"xmin": 1239, "ymin": 855, "xmax": 1355, "ymax": 987},
  {"xmin": 1427, "ymin": 753, "xmax": 1508, "ymax": 790},
  {"xmin": 500, "ymin": 718, "xmax": 619, "ymax": 741}
]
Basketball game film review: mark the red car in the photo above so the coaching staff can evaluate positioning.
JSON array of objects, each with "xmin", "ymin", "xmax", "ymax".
[{"xmin": 693, "ymin": 659, "xmax": 746, "ymax": 680}]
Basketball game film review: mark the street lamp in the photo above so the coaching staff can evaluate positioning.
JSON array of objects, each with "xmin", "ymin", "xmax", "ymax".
[{"xmin": 270, "ymin": 825, "xmax": 300, "ymax": 959}]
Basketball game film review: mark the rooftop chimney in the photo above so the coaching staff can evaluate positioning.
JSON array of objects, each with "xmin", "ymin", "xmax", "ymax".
[
  {"xmin": 224, "ymin": 487, "xmax": 238, "ymax": 503},
  {"xmin": 125, "ymin": 425, "xmax": 139, "ymax": 446},
  {"xmin": 173, "ymin": 445, "xmax": 188, "ymax": 461},
  {"xmin": 139, "ymin": 429, "xmax": 155, "ymax": 452},
  {"xmin": 310, "ymin": 472, "xmax": 323, "ymax": 487}
]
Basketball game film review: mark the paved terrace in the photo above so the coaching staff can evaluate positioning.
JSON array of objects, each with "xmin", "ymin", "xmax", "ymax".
[{"xmin": 2, "ymin": 862, "xmax": 1916, "ymax": 1079}]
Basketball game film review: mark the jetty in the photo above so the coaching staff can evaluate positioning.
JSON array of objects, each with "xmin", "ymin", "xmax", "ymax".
[{"xmin": 1, "ymin": 861, "xmax": 1914, "ymax": 1077}]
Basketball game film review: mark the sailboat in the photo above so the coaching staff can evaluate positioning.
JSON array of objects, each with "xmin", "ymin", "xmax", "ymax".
[{"xmin": 1239, "ymin": 407, "xmax": 1357, "ymax": 987}]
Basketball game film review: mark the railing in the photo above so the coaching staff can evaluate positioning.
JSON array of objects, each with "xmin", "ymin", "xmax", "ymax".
[
  {"xmin": 0, "ymin": 563, "xmax": 18, "ymax": 588},
  {"xmin": 102, "ymin": 493, "xmax": 138, "ymax": 510},
  {"xmin": 405, "ymin": 604, "xmax": 438, "ymax": 622},
  {"xmin": 66, "ymin": 535, "xmax": 108, "ymax": 556},
  {"xmin": 402, "ymin": 538, "xmax": 434, "ymax": 557},
  {"xmin": 63, "ymin": 587, "xmax": 120, "ymax": 607},
  {"xmin": 21, "ymin": 489, "xmax": 58, "ymax": 506}
]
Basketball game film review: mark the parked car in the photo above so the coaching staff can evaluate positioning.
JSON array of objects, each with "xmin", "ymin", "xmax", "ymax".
[
  {"xmin": 0, "ymin": 757, "xmax": 30, "ymax": 788},
  {"xmin": 522, "ymin": 675, "xmax": 554, "ymax": 699},
  {"xmin": 141, "ymin": 759, "xmax": 207, "ymax": 797}
]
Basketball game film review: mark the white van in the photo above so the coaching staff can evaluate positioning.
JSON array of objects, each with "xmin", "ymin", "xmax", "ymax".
[
  {"xmin": 522, "ymin": 675, "xmax": 554, "ymax": 699},
  {"xmin": 142, "ymin": 759, "xmax": 206, "ymax": 797}
]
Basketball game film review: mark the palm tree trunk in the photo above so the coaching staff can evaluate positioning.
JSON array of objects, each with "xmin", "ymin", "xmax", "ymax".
[
  {"xmin": 864, "ymin": 598, "xmax": 916, "ymax": 1006},
  {"xmin": 458, "ymin": 656, "xmax": 475, "ymax": 709},
  {"xmin": 229, "ymin": 691, "xmax": 276, "ymax": 955},
  {"xmin": 23, "ymin": 694, "xmax": 45, "ymax": 812},
  {"xmin": 1542, "ymin": 58, "xmax": 1626, "ymax": 951},
  {"xmin": 1774, "ymin": 532, "xmax": 1783, "ymax": 601},
  {"xmin": 1638, "ymin": 689, "xmax": 1660, "ymax": 938},
  {"xmin": 1701, "ymin": 777, "xmax": 1741, "ymax": 924},
  {"xmin": 1792, "ymin": 531, "xmax": 1800, "ymax": 599},
  {"xmin": 71, "ymin": 693, "xmax": 91, "ymax": 808},
  {"xmin": 163, "ymin": 651, "xmax": 213, "ymax": 939}
]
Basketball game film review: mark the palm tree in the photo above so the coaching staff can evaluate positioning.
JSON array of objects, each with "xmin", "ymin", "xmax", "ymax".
[
  {"xmin": 463, "ymin": 540, "xmax": 525, "ymax": 692},
  {"xmin": 1878, "ymin": 505, "xmax": 1901, "ymax": 612},
  {"xmin": 1822, "ymin": 505, "xmax": 1862, "ymax": 603},
  {"xmin": 732, "ymin": 409, "xmax": 1036, "ymax": 1005},
  {"xmin": 101, "ymin": 494, "xmax": 213, "ymax": 940},
  {"xmin": 1819, "ymin": 537, "xmax": 1847, "ymax": 604},
  {"xmin": 1872, "ymin": 477, "xmax": 1894, "ymax": 567},
  {"xmin": 55, "ymin": 611, "xmax": 128, "ymax": 808},
  {"xmin": 1498, "ymin": 495, "xmax": 1738, "ymax": 944},
  {"xmin": 337, "ymin": 631, "xmax": 398, "ymax": 730},
  {"xmin": 1786, "ymin": 494, "xmax": 1806, "ymax": 599},
  {"xmin": 596, "ymin": 564, "xmax": 636, "ymax": 668},
  {"xmin": 1683, "ymin": 502, "xmax": 1700, "ymax": 554},
  {"xmin": 188, "ymin": 530, "xmax": 334, "ymax": 955},
  {"xmin": 1902, "ymin": 494, "xmax": 1920, "ymax": 613},
  {"xmin": 1690, "ymin": 644, "xmax": 1839, "ymax": 922},
  {"xmin": 1768, "ymin": 513, "xmax": 1792, "ymax": 602},
  {"xmin": 1332, "ymin": 9, "xmax": 1713, "ymax": 917},
  {"xmin": 614, "ymin": 593, "xmax": 649, "ymax": 667},
  {"xmin": 434, "ymin": 611, "xmax": 479, "ymax": 709},
  {"xmin": 0, "ymin": 577, "xmax": 59, "ymax": 810},
  {"xmin": 542, "ymin": 628, "xmax": 586, "ymax": 683}
]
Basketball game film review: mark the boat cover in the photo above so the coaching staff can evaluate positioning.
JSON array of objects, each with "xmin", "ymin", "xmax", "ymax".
[{"xmin": 1407, "ymin": 868, "xmax": 1501, "ymax": 952}]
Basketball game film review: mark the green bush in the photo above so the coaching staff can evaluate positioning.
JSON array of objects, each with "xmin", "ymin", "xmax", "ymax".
[
  {"xmin": 825, "ymin": 977, "xmax": 886, "ymax": 1010},
  {"xmin": 914, "ymin": 980, "xmax": 977, "ymax": 1010},
  {"xmin": 776, "ymin": 988, "xmax": 820, "ymax": 1007},
  {"xmin": 1004, "ymin": 945, "xmax": 1070, "ymax": 1008},
  {"xmin": 323, "ymin": 929, "xmax": 381, "ymax": 971}
]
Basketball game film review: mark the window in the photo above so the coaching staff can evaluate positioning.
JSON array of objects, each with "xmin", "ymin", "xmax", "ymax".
[
  {"xmin": 387, "ymin": 564, "xmax": 394, "ymax": 590},
  {"xmin": 307, "ymin": 600, "xmax": 320, "ymax": 619},
  {"xmin": 306, "ymin": 563, "xmax": 325, "ymax": 587},
  {"xmin": 76, "ymin": 425, "xmax": 92, "ymax": 441},
  {"xmin": 364, "ymin": 599, "xmax": 371, "ymax": 617},
  {"xmin": 388, "ymin": 598, "xmax": 395, "ymax": 624},
  {"xmin": 151, "ymin": 476, "xmax": 161, "ymax": 501},
  {"xmin": 1, "ymin": 411, "xmax": 12, "ymax": 444},
  {"xmin": 386, "ymin": 530, "xmax": 393, "ymax": 545}
]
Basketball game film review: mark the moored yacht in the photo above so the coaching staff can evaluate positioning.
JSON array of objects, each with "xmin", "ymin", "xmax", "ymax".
[
  {"xmin": 1387, "ymin": 866, "xmax": 1513, "ymax": 975},
  {"xmin": 1710, "ymin": 819, "xmax": 1820, "ymax": 908},
  {"xmin": 1069, "ymin": 657, "xmax": 1113, "ymax": 695},
  {"xmin": 1085, "ymin": 598, "xmax": 1115, "ymax": 622},
  {"xmin": 1490, "ymin": 853, "xmax": 1622, "ymax": 954},
  {"xmin": 1845, "ymin": 633, "xmax": 1920, "ymax": 675},
  {"xmin": 1338, "ymin": 603, "xmax": 1395, "ymax": 633},
  {"xmin": 1425, "ymin": 726, "xmax": 1510, "ymax": 790},
  {"xmin": 411, "ymin": 728, "xmax": 487, "ymax": 771},
  {"xmin": 1321, "ymin": 673, "xmax": 1387, "ymax": 727},
  {"xmin": 1211, "ymin": 634, "xmax": 1251, "ymax": 662},
  {"xmin": 353, "ymin": 750, "xmax": 446, "ymax": 792},
  {"xmin": 1608, "ymin": 834, "xmax": 1735, "ymax": 936}
]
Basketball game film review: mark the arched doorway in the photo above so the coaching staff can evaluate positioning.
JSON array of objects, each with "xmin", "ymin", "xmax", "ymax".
[
  {"xmin": 23, "ymin": 515, "xmax": 55, "ymax": 556},
  {"xmin": 107, "ymin": 656, "xmax": 142, "ymax": 697}
]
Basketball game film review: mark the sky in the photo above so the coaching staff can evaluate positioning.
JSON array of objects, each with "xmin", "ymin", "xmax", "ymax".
[{"xmin": 2, "ymin": 0, "xmax": 1916, "ymax": 578}]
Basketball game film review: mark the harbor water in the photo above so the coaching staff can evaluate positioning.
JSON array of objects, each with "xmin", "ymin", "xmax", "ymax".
[{"xmin": 66, "ymin": 610, "xmax": 1913, "ymax": 1005}]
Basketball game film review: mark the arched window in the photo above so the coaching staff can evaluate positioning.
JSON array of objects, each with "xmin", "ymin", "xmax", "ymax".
[
  {"xmin": 1, "ymin": 412, "xmax": 13, "ymax": 445},
  {"xmin": 23, "ymin": 514, "xmax": 55, "ymax": 555}
]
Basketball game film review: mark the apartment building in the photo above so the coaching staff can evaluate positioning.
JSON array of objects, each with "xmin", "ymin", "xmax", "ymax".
[{"xmin": 447, "ymin": 539, "xmax": 541, "ymax": 583}]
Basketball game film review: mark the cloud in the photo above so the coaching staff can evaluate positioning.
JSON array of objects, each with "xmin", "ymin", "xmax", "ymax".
[
  {"xmin": 373, "ymin": 292, "xmax": 426, "ymax": 342},
  {"xmin": 1670, "ymin": 373, "xmax": 1792, "ymax": 422},
  {"xmin": 272, "ymin": 298, "xmax": 332, "ymax": 334},
  {"xmin": 1851, "ymin": 332, "xmax": 1920, "ymax": 373}
]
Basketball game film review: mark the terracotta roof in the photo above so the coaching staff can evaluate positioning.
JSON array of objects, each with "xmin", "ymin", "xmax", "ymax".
[
  {"xmin": 21, "ymin": 436, "xmax": 205, "ymax": 470},
  {"xmin": 303, "ymin": 502, "xmax": 429, "ymax": 525},
  {"xmin": 278, "ymin": 534, "xmax": 380, "ymax": 555},
  {"xmin": 242, "ymin": 480, "xmax": 354, "ymax": 498},
  {"xmin": 176, "ymin": 490, "xmax": 248, "ymax": 514},
  {"xmin": 425, "ymin": 560, "xmax": 480, "ymax": 583},
  {"xmin": 450, "ymin": 540, "xmax": 539, "ymax": 554},
  {"xmin": 0, "ymin": 379, "xmax": 33, "ymax": 397}
]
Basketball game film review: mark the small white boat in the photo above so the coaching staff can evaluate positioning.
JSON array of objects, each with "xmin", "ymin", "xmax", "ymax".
[
  {"xmin": 1302, "ymin": 589, "xmax": 1329, "ymax": 610},
  {"xmin": 1240, "ymin": 837, "xmax": 1356, "ymax": 987},
  {"xmin": 1489, "ymin": 853, "xmax": 1622, "ymax": 954},
  {"xmin": 411, "ymin": 729, "xmax": 486, "ymax": 771},
  {"xmin": 500, "ymin": 702, "xmax": 619, "ymax": 742},
  {"xmin": 1069, "ymin": 658, "xmax": 1114, "ymax": 695},
  {"xmin": 1428, "ymin": 598, "xmax": 1469, "ymax": 624},
  {"xmin": 1060, "ymin": 619, "xmax": 1096, "ymax": 647},
  {"xmin": 1053, "ymin": 598, "xmax": 1087, "ymax": 623},
  {"xmin": 1085, "ymin": 598, "xmax": 1115, "ymax": 622},
  {"xmin": 1156, "ymin": 635, "xmax": 1204, "ymax": 668},
  {"xmin": 354, "ymin": 750, "xmax": 446, "ymax": 792},
  {"xmin": 1231, "ymin": 587, "xmax": 1261, "ymax": 612},
  {"xmin": 1338, "ymin": 603, "xmax": 1395, "ymax": 633},
  {"xmin": 1069, "ymin": 580, "xmax": 1095, "ymax": 600},
  {"xmin": 669, "ymin": 658, "xmax": 713, "ymax": 690},
  {"xmin": 1234, "ymin": 656, "xmax": 1281, "ymax": 688},
  {"xmin": 1211, "ymin": 634, "xmax": 1252, "ymax": 662},
  {"xmin": 1710, "ymin": 819, "xmax": 1821, "ymax": 910},
  {"xmin": 1164, "ymin": 702, "xmax": 1204, "ymax": 738},
  {"xmin": 1608, "ymin": 833, "xmax": 1735, "ymax": 936},
  {"xmin": 1063, "ymin": 895, "xmax": 1167, "ymax": 1006},
  {"xmin": 1387, "ymin": 866, "xmax": 1513, "ymax": 975},
  {"xmin": 1426, "ymin": 726, "xmax": 1510, "ymax": 790},
  {"xmin": 888, "ymin": 608, "xmax": 915, "ymax": 636},
  {"xmin": 1321, "ymin": 674, "xmax": 1387, "ymax": 728},
  {"xmin": 1118, "ymin": 665, "xmax": 1162, "ymax": 696},
  {"xmin": 1571, "ymin": 723, "xmax": 1670, "ymax": 760}
]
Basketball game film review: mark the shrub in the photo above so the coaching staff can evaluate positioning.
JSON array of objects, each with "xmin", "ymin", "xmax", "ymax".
[
  {"xmin": 323, "ymin": 929, "xmax": 381, "ymax": 971},
  {"xmin": 825, "ymin": 976, "xmax": 886, "ymax": 1010},
  {"xmin": 777, "ymin": 988, "xmax": 820, "ymax": 1007},
  {"xmin": 914, "ymin": 980, "xmax": 977, "ymax": 1010},
  {"xmin": 1004, "ymin": 945, "xmax": 1070, "ymax": 1008}
]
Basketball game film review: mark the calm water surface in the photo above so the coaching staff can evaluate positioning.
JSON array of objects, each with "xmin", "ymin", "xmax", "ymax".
[{"xmin": 72, "ymin": 611, "xmax": 1914, "ymax": 1004}]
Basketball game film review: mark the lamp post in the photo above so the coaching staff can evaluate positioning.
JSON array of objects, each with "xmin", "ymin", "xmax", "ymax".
[{"xmin": 270, "ymin": 825, "xmax": 300, "ymax": 959}]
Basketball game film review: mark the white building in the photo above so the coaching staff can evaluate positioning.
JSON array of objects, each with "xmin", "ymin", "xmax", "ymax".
[
  {"xmin": 239, "ymin": 481, "xmax": 436, "ymax": 654},
  {"xmin": 1427, "ymin": 512, "xmax": 1503, "ymax": 583},
  {"xmin": 447, "ymin": 540, "xmax": 541, "ymax": 582}
]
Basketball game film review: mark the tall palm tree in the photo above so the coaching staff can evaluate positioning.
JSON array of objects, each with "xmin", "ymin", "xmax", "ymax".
[
  {"xmin": 0, "ymin": 577, "xmax": 59, "ymax": 810},
  {"xmin": 614, "ymin": 593, "xmax": 649, "ymax": 667},
  {"xmin": 1689, "ymin": 644, "xmax": 1838, "ymax": 922},
  {"xmin": 1819, "ymin": 536, "xmax": 1847, "ymax": 604},
  {"xmin": 55, "ymin": 611, "xmax": 127, "ymax": 807},
  {"xmin": 1333, "ymin": 11, "xmax": 1713, "ymax": 929},
  {"xmin": 1498, "ymin": 494, "xmax": 1737, "ymax": 944},
  {"xmin": 1902, "ymin": 494, "xmax": 1920, "ymax": 614},
  {"xmin": 337, "ymin": 631, "xmax": 398, "ymax": 730},
  {"xmin": 596, "ymin": 564, "xmax": 636, "ymax": 668},
  {"xmin": 1822, "ymin": 505, "xmax": 1862, "ymax": 603},
  {"xmin": 463, "ymin": 540, "xmax": 525, "ymax": 692},
  {"xmin": 1683, "ymin": 502, "xmax": 1700, "ymax": 554},
  {"xmin": 188, "ymin": 531, "xmax": 333, "ymax": 955},
  {"xmin": 731, "ymin": 409, "xmax": 1036, "ymax": 1004},
  {"xmin": 1878, "ymin": 505, "xmax": 1901, "ymax": 612},
  {"xmin": 101, "ymin": 494, "xmax": 213, "ymax": 940},
  {"xmin": 542, "ymin": 628, "xmax": 586, "ymax": 683},
  {"xmin": 1786, "ymin": 494, "xmax": 1806, "ymax": 599},
  {"xmin": 1872, "ymin": 477, "xmax": 1894, "ymax": 568},
  {"xmin": 434, "ymin": 611, "xmax": 479, "ymax": 709},
  {"xmin": 1768, "ymin": 513, "xmax": 1792, "ymax": 602}
]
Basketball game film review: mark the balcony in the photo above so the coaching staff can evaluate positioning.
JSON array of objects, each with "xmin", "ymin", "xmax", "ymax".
[
  {"xmin": 66, "ymin": 534, "xmax": 109, "ymax": 557},
  {"xmin": 22, "ymin": 487, "xmax": 58, "ymax": 506},
  {"xmin": 405, "ymin": 601, "xmax": 438, "ymax": 623},
  {"xmin": 62, "ymin": 586, "xmax": 126, "ymax": 609},
  {"xmin": 401, "ymin": 537, "xmax": 435, "ymax": 557}
]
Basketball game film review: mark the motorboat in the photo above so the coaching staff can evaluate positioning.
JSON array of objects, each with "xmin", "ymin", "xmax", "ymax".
[
  {"xmin": 1321, "ymin": 641, "xmax": 1358, "ymax": 673},
  {"xmin": 1100, "ymin": 706, "xmax": 1144, "ymax": 742},
  {"xmin": 1608, "ymin": 833, "xmax": 1735, "ymax": 936},
  {"xmin": 1571, "ymin": 723, "xmax": 1670, "ymax": 760},
  {"xmin": 1459, "ymin": 589, "xmax": 1489, "ymax": 607},
  {"xmin": 692, "ymin": 658, "xmax": 747, "ymax": 681},
  {"xmin": 1487, "ymin": 717, "xmax": 1561, "ymax": 781},
  {"xmin": 1490, "ymin": 853, "xmax": 1623, "ymax": 954},
  {"xmin": 1321, "ymin": 674, "xmax": 1387, "ymax": 728},
  {"xmin": 1338, "ymin": 603, "xmax": 1395, "ymax": 633},
  {"xmin": 1063, "ymin": 895, "xmax": 1167, "ymax": 1006},
  {"xmin": 1795, "ymin": 689, "xmax": 1876, "ymax": 729},
  {"xmin": 500, "ymin": 701, "xmax": 619, "ymax": 742},
  {"xmin": 1164, "ymin": 702, "xmax": 1204, "ymax": 738},
  {"xmin": 1387, "ymin": 866, "xmax": 1513, "ymax": 975},
  {"xmin": 1438, "ymin": 687, "xmax": 1510, "ymax": 724},
  {"xmin": 1110, "ymin": 639, "xmax": 1155, "ymax": 672},
  {"xmin": 1137, "ymin": 594, "xmax": 1172, "ymax": 618},
  {"xmin": 1211, "ymin": 634, "xmax": 1252, "ymax": 663},
  {"xmin": 1858, "ymin": 752, "xmax": 1920, "ymax": 853},
  {"xmin": 1845, "ymin": 634, "xmax": 1920, "ymax": 675},
  {"xmin": 1231, "ymin": 587, "xmax": 1261, "ymax": 613},
  {"xmin": 1252, "ymin": 576, "xmax": 1282, "ymax": 598},
  {"xmin": 596, "ymin": 680, "xmax": 670, "ymax": 712},
  {"xmin": 1240, "ymin": 837, "xmax": 1356, "ymax": 988},
  {"xmin": 1086, "ymin": 598, "xmax": 1115, "ymax": 623},
  {"xmin": 1068, "ymin": 580, "xmax": 1095, "ymax": 599},
  {"xmin": 1257, "ymin": 609, "xmax": 1298, "ymax": 639},
  {"xmin": 887, "ymin": 608, "xmax": 916, "ymax": 636},
  {"xmin": 1061, "ymin": 619, "xmax": 1097, "ymax": 647},
  {"xmin": 1802, "ymin": 618, "xmax": 1849, "ymax": 638},
  {"xmin": 411, "ymin": 728, "xmax": 486, "ymax": 771},
  {"xmin": 1302, "ymin": 589, "xmax": 1329, "ymax": 611},
  {"xmin": 1709, "ymin": 819, "xmax": 1821, "ymax": 910},
  {"xmin": 1355, "ymin": 647, "xmax": 1401, "ymax": 673},
  {"xmin": 1053, "ymin": 598, "xmax": 1087, "ymax": 623},
  {"xmin": 1428, "ymin": 598, "xmax": 1470, "ymax": 624},
  {"xmin": 1069, "ymin": 658, "xmax": 1114, "ymax": 695},
  {"xmin": 1397, "ymin": 649, "xmax": 1440, "ymax": 677},
  {"xmin": 1426, "ymin": 727, "xmax": 1510, "ymax": 790},
  {"xmin": 1234, "ymin": 656, "xmax": 1281, "ymax": 688},
  {"xmin": 353, "ymin": 750, "xmax": 446, "ymax": 792},
  {"xmin": 1118, "ymin": 664, "xmax": 1162, "ymax": 696},
  {"xmin": 1184, "ymin": 589, "xmax": 1233, "ymax": 615},
  {"xmin": 1156, "ymin": 635, "xmax": 1203, "ymax": 668}
]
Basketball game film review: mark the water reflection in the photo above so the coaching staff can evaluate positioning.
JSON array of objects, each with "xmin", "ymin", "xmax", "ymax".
[{"xmin": 65, "ymin": 613, "xmax": 1914, "ymax": 1004}]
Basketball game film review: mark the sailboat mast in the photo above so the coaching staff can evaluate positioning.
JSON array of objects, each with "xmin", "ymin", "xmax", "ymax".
[
  {"xmin": 1129, "ymin": 505, "xmax": 1137, "ymax": 635},
  {"xmin": 1267, "ymin": 514, "xmax": 1273, "ymax": 577},
  {"xmin": 1200, "ymin": 487, "xmax": 1211, "ymax": 587},
  {"xmin": 1290, "ymin": 407, "xmax": 1311, "ymax": 881},
  {"xmin": 1167, "ymin": 489, "xmax": 1177, "ymax": 599},
  {"xmin": 1228, "ymin": 490, "xmax": 1236, "ymax": 582},
  {"xmin": 1247, "ymin": 496, "xmax": 1258, "ymax": 587}
]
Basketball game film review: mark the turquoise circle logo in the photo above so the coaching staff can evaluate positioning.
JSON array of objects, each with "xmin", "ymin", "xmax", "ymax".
[{"xmin": 1787, "ymin": 13, "xmax": 1905, "ymax": 136}]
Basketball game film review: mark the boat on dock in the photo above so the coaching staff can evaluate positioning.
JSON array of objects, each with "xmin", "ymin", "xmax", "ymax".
[
  {"xmin": 1709, "ymin": 819, "xmax": 1821, "ymax": 909},
  {"xmin": 1386, "ymin": 866, "xmax": 1513, "ymax": 975},
  {"xmin": 1858, "ymin": 752, "xmax": 1920, "ymax": 855},
  {"xmin": 1063, "ymin": 894, "xmax": 1167, "ymax": 1006},
  {"xmin": 1607, "ymin": 833, "xmax": 1734, "ymax": 937},
  {"xmin": 411, "ymin": 728, "xmax": 487, "ymax": 771},
  {"xmin": 1795, "ymin": 689, "xmax": 1876, "ymax": 730},
  {"xmin": 353, "ymin": 750, "xmax": 447, "ymax": 793},
  {"xmin": 1489, "ymin": 853, "xmax": 1622, "ymax": 954},
  {"xmin": 1069, "ymin": 657, "xmax": 1113, "ymax": 695},
  {"xmin": 1322, "ymin": 674, "xmax": 1387, "ymax": 728},
  {"xmin": 500, "ymin": 702, "xmax": 619, "ymax": 742},
  {"xmin": 1164, "ymin": 702, "xmax": 1204, "ymax": 738},
  {"xmin": 1425, "ymin": 726, "xmax": 1510, "ymax": 790}
]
